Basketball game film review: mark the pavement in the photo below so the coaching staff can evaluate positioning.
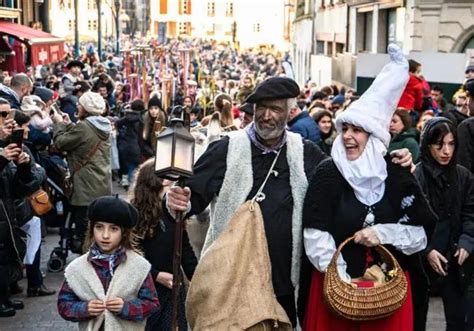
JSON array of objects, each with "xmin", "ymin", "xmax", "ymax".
[{"xmin": 0, "ymin": 183, "xmax": 447, "ymax": 330}]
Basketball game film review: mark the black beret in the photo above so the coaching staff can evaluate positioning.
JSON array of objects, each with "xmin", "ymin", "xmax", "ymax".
[
  {"xmin": 245, "ymin": 77, "xmax": 300, "ymax": 103},
  {"xmin": 465, "ymin": 78, "xmax": 474, "ymax": 96},
  {"xmin": 239, "ymin": 102, "xmax": 254, "ymax": 115},
  {"xmin": 66, "ymin": 60, "xmax": 85, "ymax": 70},
  {"xmin": 87, "ymin": 196, "xmax": 138, "ymax": 228}
]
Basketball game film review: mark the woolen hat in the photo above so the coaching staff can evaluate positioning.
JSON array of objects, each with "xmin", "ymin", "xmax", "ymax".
[
  {"xmin": 66, "ymin": 60, "xmax": 85, "ymax": 70},
  {"xmin": 87, "ymin": 196, "xmax": 138, "ymax": 228},
  {"xmin": 335, "ymin": 44, "xmax": 409, "ymax": 147},
  {"xmin": 465, "ymin": 64, "xmax": 474, "ymax": 74},
  {"xmin": 33, "ymin": 87, "xmax": 54, "ymax": 103},
  {"xmin": 148, "ymin": 95, "xmax": 162, "ymax": 109},
  {"xmin": 78, "ymin": 91, "xmax": 105, "ymax": 116},
  {"xmin": 245, "ymin": 77, "xmax": 300, "ymax": 103}
]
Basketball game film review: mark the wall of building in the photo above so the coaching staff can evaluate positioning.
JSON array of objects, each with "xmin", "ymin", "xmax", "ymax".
[
  {"xmin": 49, "ymin": 0, "xmax": 114, "ymax": 42},
  {"xmin": 411, "ymin": 0, "xmax": 474, "ymax": 53}
]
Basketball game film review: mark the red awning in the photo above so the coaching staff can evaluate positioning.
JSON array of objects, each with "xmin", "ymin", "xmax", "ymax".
[{"xmin": 0, "ymin": 21, "xmax": 65, "ymax": 66}]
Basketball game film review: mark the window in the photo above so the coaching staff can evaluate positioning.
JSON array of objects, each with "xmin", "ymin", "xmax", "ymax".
[
  {"xmin": 160, "ymin": 0, "xmax": 168, "ymax": 14},
  {"xmin": 207, "ymin": 2, "xmax": 215, "ymax": 16},
  {"xmin": 253, "ymin": 23, "xmax": 261, "ymax": 33},
  {"xmin": 68, "ymin": 20, "xmax": 75, "ymax": 31},
  {"xmin": 88, "ymin": 20, "xmax": 98, "ymax": 31},
  {"xmin": 178, "ymin": 22, "xmax": 191, "ymax": 35},
  {"xmin": 182, "ymin": 0, "xmax": 191, "ymax": 15},
  {"xmin": 88, "ymin": 0, "xmax": 97, "ymax": 10},
  {"xmin": 226, "ymin": 2, "xmax": 234, "ymax": 17}
]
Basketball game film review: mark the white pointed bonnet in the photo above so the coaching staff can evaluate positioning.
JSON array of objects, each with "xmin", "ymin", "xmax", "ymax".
[{"xmin": 335, "ymin": 44, "xmax": 409, "ymax": 147}]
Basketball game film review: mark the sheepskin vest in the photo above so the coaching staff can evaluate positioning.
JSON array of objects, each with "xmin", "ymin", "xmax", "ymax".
[
  {"xmin": 64, "ymin": 250, "xmax": 151, "ymax": 331},
  {"xmin": 202, "ymin": 129, "xmax": 308, "ymax": 290}
]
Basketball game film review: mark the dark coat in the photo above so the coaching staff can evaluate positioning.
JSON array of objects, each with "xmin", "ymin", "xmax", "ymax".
[
  {"xmin": 141, "ymin": 215, "xmax": 197, "ymax": 331},
  {"xmin": 457, "ymin": 117, "xmax": 474, "ymax": 173},
  {"xmin": 288, "ymin": 111, "xmax": 321, "ymax": 144},
  {"xmin": 414, "ymin": 165, "xmax": 474, "ymax": 256},
  {"xmin": 0, "ymin": 152, "xmax": 42, "ymax": 265},
  {"xmin": 442, "ymin": 108, "xmax": 468, "ymax": 128},
  {"xmin": 116, "ymin": 112, "xmax": 144, "ymax": 165}
]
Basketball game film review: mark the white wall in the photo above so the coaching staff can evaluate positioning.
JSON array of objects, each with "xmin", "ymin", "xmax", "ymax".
[
  {"xmin": 356, "ymin": 51, "xmax": 468, "ymax": 84},
  {"xmin": 293, "ymin": 18, "xmax": 313, "ymax": 85}
]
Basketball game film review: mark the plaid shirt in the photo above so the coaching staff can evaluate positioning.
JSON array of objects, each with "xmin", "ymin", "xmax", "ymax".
[{"xmin": 58, "ymin": 249, "xmax": 159, "ymax": 322}]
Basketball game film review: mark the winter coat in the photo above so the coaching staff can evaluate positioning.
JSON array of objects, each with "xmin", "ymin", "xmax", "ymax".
[
  {"xmin": 0, "ymin": 83, "xmax": 21, "ymax": 109},
  {"xmin": 398, "ymin": 74, "xmax": 424, "ymax": 112},
  {"xmin": 388, "ymin": 128, "xmax": 420, "ymax": 163},
  {"xmin": 0, "ymin": 152, "xmax": 42, "ymax": 265},
  {"xmin": 457, "ymin": 117, "xmax": 474, "ymax": 174},
  {"xmin": 414, "ymin": 116, "xmax": 474, "ymax": 259},
  {"xmin": 53, "ymin": 116, "xmax": 112, "ymax": 206},
  {"xmin": 288, "ymin": 111, "xmax": 321, "ymax": 144},
  {"xmin": 442, "ymin": 108, "xmax": 468, "ymax": 128},
  {"xmin": 116, "ymin": 112, "xmax": 144, "ymax": 165}
]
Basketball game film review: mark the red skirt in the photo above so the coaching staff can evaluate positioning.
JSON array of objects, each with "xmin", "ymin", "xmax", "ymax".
[{"xmin": 303, "ymin": 270, "xmax": 413, "ymax": 331}]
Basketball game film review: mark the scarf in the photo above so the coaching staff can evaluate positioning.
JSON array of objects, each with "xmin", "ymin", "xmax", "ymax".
[
  {"xmin": 245, "ymin": 122, "xmax": 287, "ymax": 154},
  {"xmin": 89, "ymin": 244, "xmax": 124, "ymax": 276},
  {"xmin": 331, "ymin": 134, "xmax": 388, "ymax": 206}
]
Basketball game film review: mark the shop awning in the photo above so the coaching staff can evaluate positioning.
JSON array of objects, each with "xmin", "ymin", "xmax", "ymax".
[{"xmin": 0, "ymin": 21, "xmax": 65, "ymax": 66}]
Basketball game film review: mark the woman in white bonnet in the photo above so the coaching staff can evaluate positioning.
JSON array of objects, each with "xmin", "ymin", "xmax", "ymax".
[{"xmin": 302, "ymin": 45, "xmax": 437, "ymax": 330}]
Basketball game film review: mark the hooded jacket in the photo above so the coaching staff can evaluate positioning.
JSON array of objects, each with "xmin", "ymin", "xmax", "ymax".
[
  {"xmin": 0, "ymin": 83, "xmax": 21, "ymax": 109},
  {"xmin": 53, "ymin": 116, "xmax": 112, "ymax": 206},
  {"xmin": 388, "ymin": 128, "xmax": 420, "ymax": 163},
  {"xmin": 414, "ymin": 118, "xmax": 474, "ymax": 258}
]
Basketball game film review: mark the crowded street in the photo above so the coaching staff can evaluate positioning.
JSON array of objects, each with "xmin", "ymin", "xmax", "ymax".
[{"xmin": 0, "ymin": 0, "xmax": 473, "ymax": 330}]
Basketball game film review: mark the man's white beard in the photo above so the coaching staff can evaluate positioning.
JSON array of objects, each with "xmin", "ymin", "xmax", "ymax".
[{"xmin": 255, "ymin": 122, "xmax": 286, "ymax": 141}]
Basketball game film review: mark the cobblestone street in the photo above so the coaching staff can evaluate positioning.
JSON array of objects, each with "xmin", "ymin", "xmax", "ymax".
[
  {"xmin": 0, "ymin": 181, "xmax": 447, "ymax": 331},
  {"xmin": 0, "ymin": 228, "xmax": 446, "ymax": 331}
]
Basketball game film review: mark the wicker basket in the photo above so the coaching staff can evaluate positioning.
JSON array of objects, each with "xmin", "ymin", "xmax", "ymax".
[{"xmin": 323, "ymin": 236, "xmax": 408, "ymax": 321}]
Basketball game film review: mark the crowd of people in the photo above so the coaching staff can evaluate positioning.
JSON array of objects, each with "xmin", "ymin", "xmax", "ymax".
[{"xmin": 0, "ymin": 37, "xmax": 472, "ymax": 331}]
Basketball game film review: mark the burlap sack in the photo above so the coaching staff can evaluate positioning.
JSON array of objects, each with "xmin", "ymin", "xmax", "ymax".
[{"xmin": 186, "ymin": 201, "xmax": 292, "ymax": 330}]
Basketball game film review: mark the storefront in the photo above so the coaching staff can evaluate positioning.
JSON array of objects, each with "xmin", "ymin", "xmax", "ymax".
[{"xmin": 0, "ymin": 20, "xmax": 64, "ymax": 73}]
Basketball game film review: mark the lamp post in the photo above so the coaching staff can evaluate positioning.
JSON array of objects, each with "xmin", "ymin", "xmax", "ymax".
[
  {"xmin": 74, "ymin": 0, "xmax": 79, "ymax": 58},
  {"xmin": 96, "ymin": 0, "xmax": 102, "ymax": 59},
  {"xmin": 154, "ymin": 106, "xmax": 195, "ymax": 330},
  {"xmin": 114, "ymin": 0, "xmax": 121, "ymax": 54}
]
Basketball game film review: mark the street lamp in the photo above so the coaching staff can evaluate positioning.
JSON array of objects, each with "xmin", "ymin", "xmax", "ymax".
[
  {"xmin": 114, "ymin": 0, "xmax": 121, "ymax": 54},
  {"xmin": 154, "ymin": 107, "xmax": 195, "ymax": 180},
  {"xmin": 154, "ymin": 106, "xmax": 195, "ymax": 330},
  {"xmin": 96, "ymin": 0, "xmax": 102, "ymax": 59},
  {"xmin": 74, "ymin": 0, "xmax": 79, "ymax": 57}
]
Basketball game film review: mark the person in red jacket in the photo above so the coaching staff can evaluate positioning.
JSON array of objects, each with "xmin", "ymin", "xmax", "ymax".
[{"xmin": 398, "ymin": 59, "xmax": 424, "ymax": 112}]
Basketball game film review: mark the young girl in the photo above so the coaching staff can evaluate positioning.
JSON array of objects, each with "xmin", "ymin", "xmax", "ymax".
[
  {"xmin": 130, "ymin": 159, "xmax": 197, "ymax": 330},
  {"xmin": 57, "ymin": 196, "xmax": 160, "ymax": 330}
]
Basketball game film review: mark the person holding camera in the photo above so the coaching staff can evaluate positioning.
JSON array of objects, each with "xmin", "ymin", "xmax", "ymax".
[
  {"xmin": 52, "ymin": 91, "xmax": 112, "ymax": 254},
  {"xmin": 0, "ymin": 107, "xmax": 43, "ymax": 317}
]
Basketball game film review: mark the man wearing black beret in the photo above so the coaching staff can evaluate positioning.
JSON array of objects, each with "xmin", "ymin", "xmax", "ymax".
[{"xmin": 166, "ymin": 76, "xmax": 328, "ymax": 327}]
